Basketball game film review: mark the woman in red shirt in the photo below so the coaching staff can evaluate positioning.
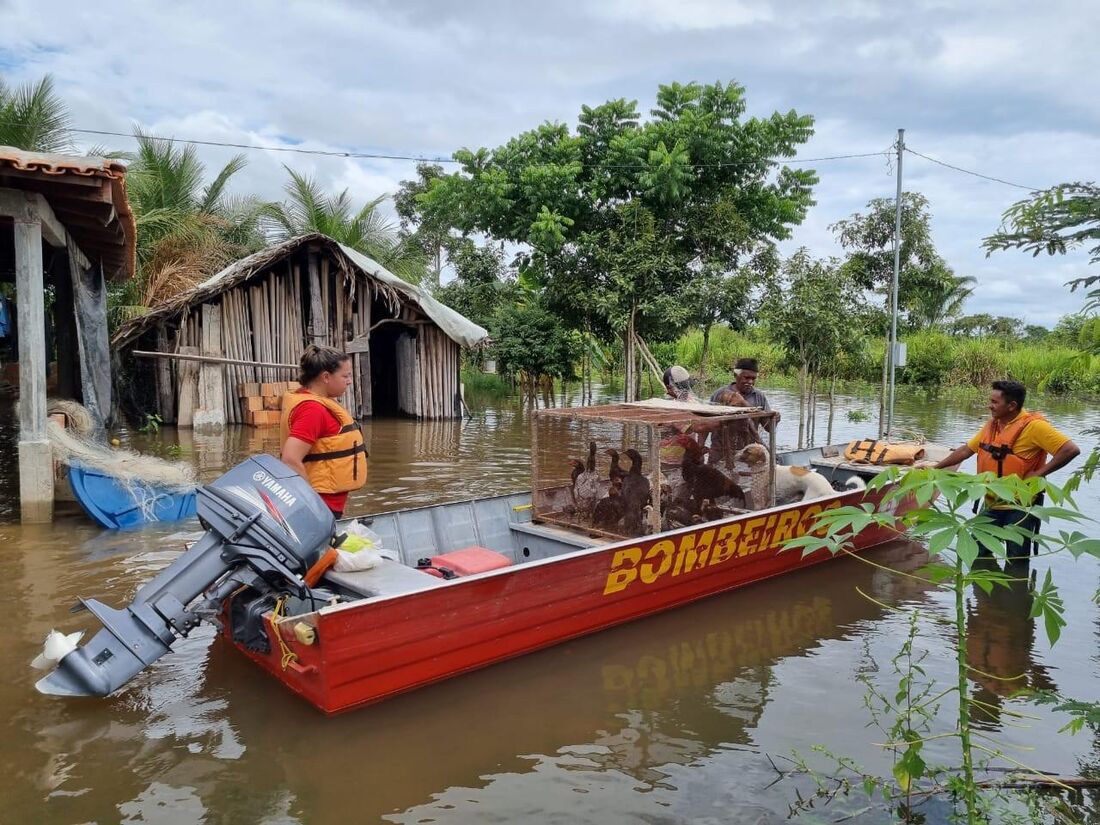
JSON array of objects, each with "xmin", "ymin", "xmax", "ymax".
[{"xmin": 279, "ymin": 345, "xmax": 367, "ymax": 518}]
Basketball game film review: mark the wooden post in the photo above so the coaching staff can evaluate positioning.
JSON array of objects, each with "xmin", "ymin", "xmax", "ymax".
[
  {"xmin": 177, "ymin": 344, "xmax": 200, "ymax": 428},
  {"xmin": 14, "ymin": 212, "xmax": 53, "ymax": 522},
  {"xmin": 194, "ymin": 303, "xmax": 226, "ymax": 429},
  {"xmin": 155, "ymin": 324, "xmax": 176, "ymax": 423},
  {"xmin": 308, "ymin": 252, "xmax": 325, "ymax": 345}
]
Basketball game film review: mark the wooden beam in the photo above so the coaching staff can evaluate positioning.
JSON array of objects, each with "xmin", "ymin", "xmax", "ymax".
[
  {"xmin": 0, "ymin": 168, "xmax": 102, "ymax": 188},
  {"xmin": 131, "ymin": 349, "xmax": 298, "ymax": 370},
  {"xmin": 0, "ymin": 188, "xmax": 93, "ymax": 269}
]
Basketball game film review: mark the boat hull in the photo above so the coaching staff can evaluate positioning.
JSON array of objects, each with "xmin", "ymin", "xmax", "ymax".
[
  {"xmin": 232, "ymin": 484, "xmax": 914, "ymax": 714},
  {"xmin": 68, "ymin": 465, "xmax": 198, "ymax": 529}
]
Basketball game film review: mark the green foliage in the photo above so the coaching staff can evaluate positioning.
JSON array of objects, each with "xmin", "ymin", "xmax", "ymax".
[
  {"xmin": 784, "ymin": 468, "xmax": 1099, "ymax": 822},
  {"xmin": 409, "ymin": 80, "xmax": 817, "ymax": 346},
  {"xmin": 138, "ymin": 413, "xmax": 162, "ymax": 435},
  {"xmin": 901, "ymin": 329, "xmax": 956, "ymax": 386},
  {"xmin": 984, "ymin": 182, "xmax": 1100, "ymax": 268},
  {"xmin": 674, "ymin": 325, "xmax": 785, "ymax": 377},
  {"xmin": 0, "ymin": 74, "xmax": 72, "ymax": 153},
  {"xmin": 434, "ymin": 239, "xmax": 517, "ymax": 330},
  {"xmin": 762, "ymin": 249, "xmax": 866, "ymax": 377},
  {"xmin": 490, "ymin": 303, "xmax": 581, "ymax": 388},
  {"xmin": 266, "ymin": 167, "xmax": 426, "ymax": 284},
  {"xmin": 908, "ymin": 274, "xmax": 977, "ymax": 330},
  {"xmin": 831, "ymin": 192, "xmax": 960, "ymax": 322},
  {"xmin": 125, "ymin": 130, "xmax": 268, "ymax": 305}
]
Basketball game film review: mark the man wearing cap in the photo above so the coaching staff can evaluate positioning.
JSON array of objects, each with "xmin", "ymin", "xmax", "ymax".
[
  {"xmin": 711, "ymin": 358, "xmax": 779, "ymax": 430},
  {"xmin": 663, "ymin": 365, "xmax": 700, "ymax": 403}
]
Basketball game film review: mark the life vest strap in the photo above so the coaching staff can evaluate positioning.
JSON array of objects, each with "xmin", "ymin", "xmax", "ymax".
[{"xmin": 303, "ymin": 444, "xmax": 368, "ymax": 462}]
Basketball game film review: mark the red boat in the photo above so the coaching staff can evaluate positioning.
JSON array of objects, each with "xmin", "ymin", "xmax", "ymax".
[
  {"xmin": 243, "ymin": 482, "xmax": 918, "ymax": 714},
  {"xmin": 34, "ymin": 403, "xmax": 943, "ymax": 715}
]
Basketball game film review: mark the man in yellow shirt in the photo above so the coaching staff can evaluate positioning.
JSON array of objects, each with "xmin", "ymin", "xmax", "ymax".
[{"xmin": 929, "ymin": 380, "xmax": 1080, "ymax": 559}]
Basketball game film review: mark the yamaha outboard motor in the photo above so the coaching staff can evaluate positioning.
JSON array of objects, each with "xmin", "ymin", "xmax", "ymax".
[{"xmin": 36, "ymin": 455, "xmax": 336, "ymax": 697}]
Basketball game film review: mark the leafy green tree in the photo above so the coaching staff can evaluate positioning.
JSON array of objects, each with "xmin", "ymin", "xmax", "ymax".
[
  {"xmin": 831, "ymin": 193, "xmax": 953, "ymax": 316},
  {"xmin": 1023, "ymin": 324, "xmax": 1049, "ymax": 343},
  {"xmin": 680, "ymin": 246, "xmax": 776, "ymax": 379},
  {"xmin": 831, "ymin": 193, "xmax": 959, "ymax": 431},
  {"xmin": 434, "ymin": 238, "xmax": 516, "ymax": 331},
  {"xmin": 411, "ymin": 80, "xmax": 817, "ymax": 399},
  {"xmin": 908, "ymin": 273, "xmax": 976, "ymax": 330},
  {"xmin": 394, "ymin": 163, "xmax": 450, "ymax": 288},
  {"xmin": 491, "ymin": 302, "xmax": 581, "ymax": 402},
  {"xmin": 763, "ymin": 249, "xmax": 866, "ymax": 447},
  {"xmin": 0, "ymin": 74, "xmax": 72, "ymax": 153},
  {"xmin": 266, "ymin": 167, "xmax": 426, "ymax": 284},
  {"xmin": 949, "ymin": 313, "xmax": 996, "ymax": 338},
  {"xmin": 988, "ymin": 315, "xmax": 1022, "ymax": 340},
  {"xmin": 1051, "ymin": 313, "xmax": 1088, "ymax": 345}
]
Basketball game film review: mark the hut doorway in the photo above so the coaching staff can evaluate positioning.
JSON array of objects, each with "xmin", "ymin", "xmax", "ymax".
[{"xmin": 369, "ymin": 325, "xmax": 415, "ymax": 417}]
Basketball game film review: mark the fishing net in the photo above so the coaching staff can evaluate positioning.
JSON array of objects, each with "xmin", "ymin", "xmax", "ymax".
[{"xmin": 46, "ymin": 400, "xmax": 197, "ymax": 522}]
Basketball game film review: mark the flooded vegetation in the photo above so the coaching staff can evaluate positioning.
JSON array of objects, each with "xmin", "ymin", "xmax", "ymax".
[{"xmin": 3, "ymin": 385, "xmax": 1099, "ymax": 823}]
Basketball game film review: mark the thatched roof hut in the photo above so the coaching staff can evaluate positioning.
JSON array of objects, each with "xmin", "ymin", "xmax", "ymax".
[{"xmin": 115, "ymin": 233, "xmax": 488, "ymax": 425}]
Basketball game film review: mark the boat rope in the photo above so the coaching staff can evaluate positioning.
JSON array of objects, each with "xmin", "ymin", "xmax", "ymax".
[{"xmin": 271, "ymin": 596, "xmax": 299, "ymax": 670}]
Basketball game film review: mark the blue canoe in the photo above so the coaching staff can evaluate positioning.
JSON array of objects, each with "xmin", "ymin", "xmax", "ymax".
[{"xmin": 68, "ymin": 465, "xmax": 198, "ymax": 530}]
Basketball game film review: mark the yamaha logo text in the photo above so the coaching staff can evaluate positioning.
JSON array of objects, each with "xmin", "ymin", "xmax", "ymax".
[{"xmin": 251, "ymin": 471, "xmax": 297, "ymax": 507}]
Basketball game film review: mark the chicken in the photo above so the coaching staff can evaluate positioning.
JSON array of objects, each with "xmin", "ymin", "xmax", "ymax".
[
  {"xmin": 673, "ymin": 434, "xmax": 746, "ymax": 510},
  {"xmin": 620, "ymin": 448, "xmax": 652, "ymax": 536},
  {"xmin": 605, "ymin": 448, "xmax": 626, "ymax": 485},
  {"xmin": 570, "ymin": 441, "xmax": 602, "ymax": 520},
  {"xmin": 592, "ymin": 478, "xmax": 624, "ymax": 530}
]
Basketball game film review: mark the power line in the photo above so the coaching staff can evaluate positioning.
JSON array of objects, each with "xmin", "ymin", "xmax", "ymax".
[
  {"xmin": 904, "ymin": 146, "xmax": 1041, "ymax": 192},
  {"xmin": 54, "ymin": 124, "xmax": 889, "ymax": 170},
  {"xmin": 69, "ymin": 126, "xmax": 456, "ymax": 164}
]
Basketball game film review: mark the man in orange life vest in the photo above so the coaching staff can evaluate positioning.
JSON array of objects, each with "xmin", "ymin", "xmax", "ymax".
[{"xmin": 927, "ymin": 380, "xmax": 1079, "ymax": 559}]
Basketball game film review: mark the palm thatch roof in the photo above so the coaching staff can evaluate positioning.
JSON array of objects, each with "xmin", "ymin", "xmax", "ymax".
[{"xmin": 113, "ymin": 233, "xmax": 489, "ymax": 348}]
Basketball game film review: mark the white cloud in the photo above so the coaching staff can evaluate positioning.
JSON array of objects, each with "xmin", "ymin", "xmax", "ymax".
[
  {"xmin": 1, "ymin": 0, "xmax": 1097, "ymax": 325},
  {"xmin": 592, "ymin": 0, "xmax": 774, "ymax": 30}
]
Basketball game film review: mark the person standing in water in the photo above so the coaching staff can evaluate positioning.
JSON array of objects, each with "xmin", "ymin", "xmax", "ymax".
[{"xmin": 280, "ymin": 345, "xmax": 368, "ymax": 518}]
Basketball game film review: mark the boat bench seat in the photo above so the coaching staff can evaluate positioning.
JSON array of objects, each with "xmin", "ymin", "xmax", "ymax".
[{"xmin": 323, "ymin": 560, "xmax": 445, "ymax": 600}]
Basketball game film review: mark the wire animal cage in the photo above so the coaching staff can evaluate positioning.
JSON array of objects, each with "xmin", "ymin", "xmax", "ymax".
[{"xmin": 533, "ymin": 401, "xmax": 779, "ymax": 541}]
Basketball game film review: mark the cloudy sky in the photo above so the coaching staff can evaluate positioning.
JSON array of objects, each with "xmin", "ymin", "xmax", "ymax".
[{"xmin": 4, "ymin": 0, "xmax": 1098, "ymax": 324}]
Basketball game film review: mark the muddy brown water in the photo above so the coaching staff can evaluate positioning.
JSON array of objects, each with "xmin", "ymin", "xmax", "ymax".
[{"xmin": 2, "ymin": 387, "xmax": 1099, "ymax": 823}]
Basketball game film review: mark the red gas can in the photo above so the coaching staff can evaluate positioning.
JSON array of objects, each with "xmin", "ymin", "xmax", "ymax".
[{"xmin": 417, "ymin": 547, "xmax": 512, "ymax": 578}]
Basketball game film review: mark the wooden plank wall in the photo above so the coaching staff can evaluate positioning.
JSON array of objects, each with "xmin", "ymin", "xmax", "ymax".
[
  {"xmin": 416, "ymin": 325, "xmax": 460, "ymax": 419},
  {"xmin": 155, "ymin": 250, "xmax": 464, "ymax": 424}
]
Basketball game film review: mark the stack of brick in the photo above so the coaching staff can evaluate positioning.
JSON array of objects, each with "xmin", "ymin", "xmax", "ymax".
[{"xmin": 238, "ymin": 381, "xmax": 300, "ymax": 427}]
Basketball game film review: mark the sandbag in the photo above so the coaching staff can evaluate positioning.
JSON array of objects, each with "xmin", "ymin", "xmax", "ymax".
[{"xmin": 843, "ymin": 439, "xmax": 926, "ymax": 466}]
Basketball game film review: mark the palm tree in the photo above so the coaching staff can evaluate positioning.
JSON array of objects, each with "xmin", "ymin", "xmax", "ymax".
[
  {"xmin": 0, "ymin": 74, "xmax": 72, "ymax": 153},
  {"xmin": 265, "ymin": 167, "xmax": 426, "ymax": 283},
  {"xmin": 125, "ymin": 130, "xmax": 267, "ymax": 306},
  {"xmin": 909, "ymin": 273, "xmax": 977, "ymax": 330}
]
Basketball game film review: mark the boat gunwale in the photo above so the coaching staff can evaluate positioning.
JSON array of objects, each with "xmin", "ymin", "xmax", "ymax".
[{"xmin": 318, "ymin": 478, "xmax": 896, "ymax": 617}]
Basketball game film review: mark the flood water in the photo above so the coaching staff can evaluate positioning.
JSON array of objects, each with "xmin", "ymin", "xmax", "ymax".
[{"xmin": 2, "ymin": 385, "xmax": 1099, "ymax": 823}]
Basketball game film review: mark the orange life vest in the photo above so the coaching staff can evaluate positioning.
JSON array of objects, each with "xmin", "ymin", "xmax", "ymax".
[
  {"xmin": 279, "ymin": 391, "xmax": 367, "ymax": 494},
  {"xmin": 974, "ymin": 411, "xmax": 1046, "ymax": 479},
  {"xmin": 843, "ymin": 440, "xmax": 926, "ymax": 465}
]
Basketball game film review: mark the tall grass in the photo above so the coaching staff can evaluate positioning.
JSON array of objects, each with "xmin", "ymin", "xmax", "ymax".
[
  {"xmin": 668, "ymin": 326, "xmax": 1100, "ymax": 397},
  {"xmin": 675, "ymin": 326, "xmax": 786, "ymax": 378}
]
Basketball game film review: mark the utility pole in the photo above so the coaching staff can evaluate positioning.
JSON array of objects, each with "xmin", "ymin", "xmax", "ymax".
[{"xmin": 885, "ymin": 128, "xmax": 904, "ymax": 438}]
